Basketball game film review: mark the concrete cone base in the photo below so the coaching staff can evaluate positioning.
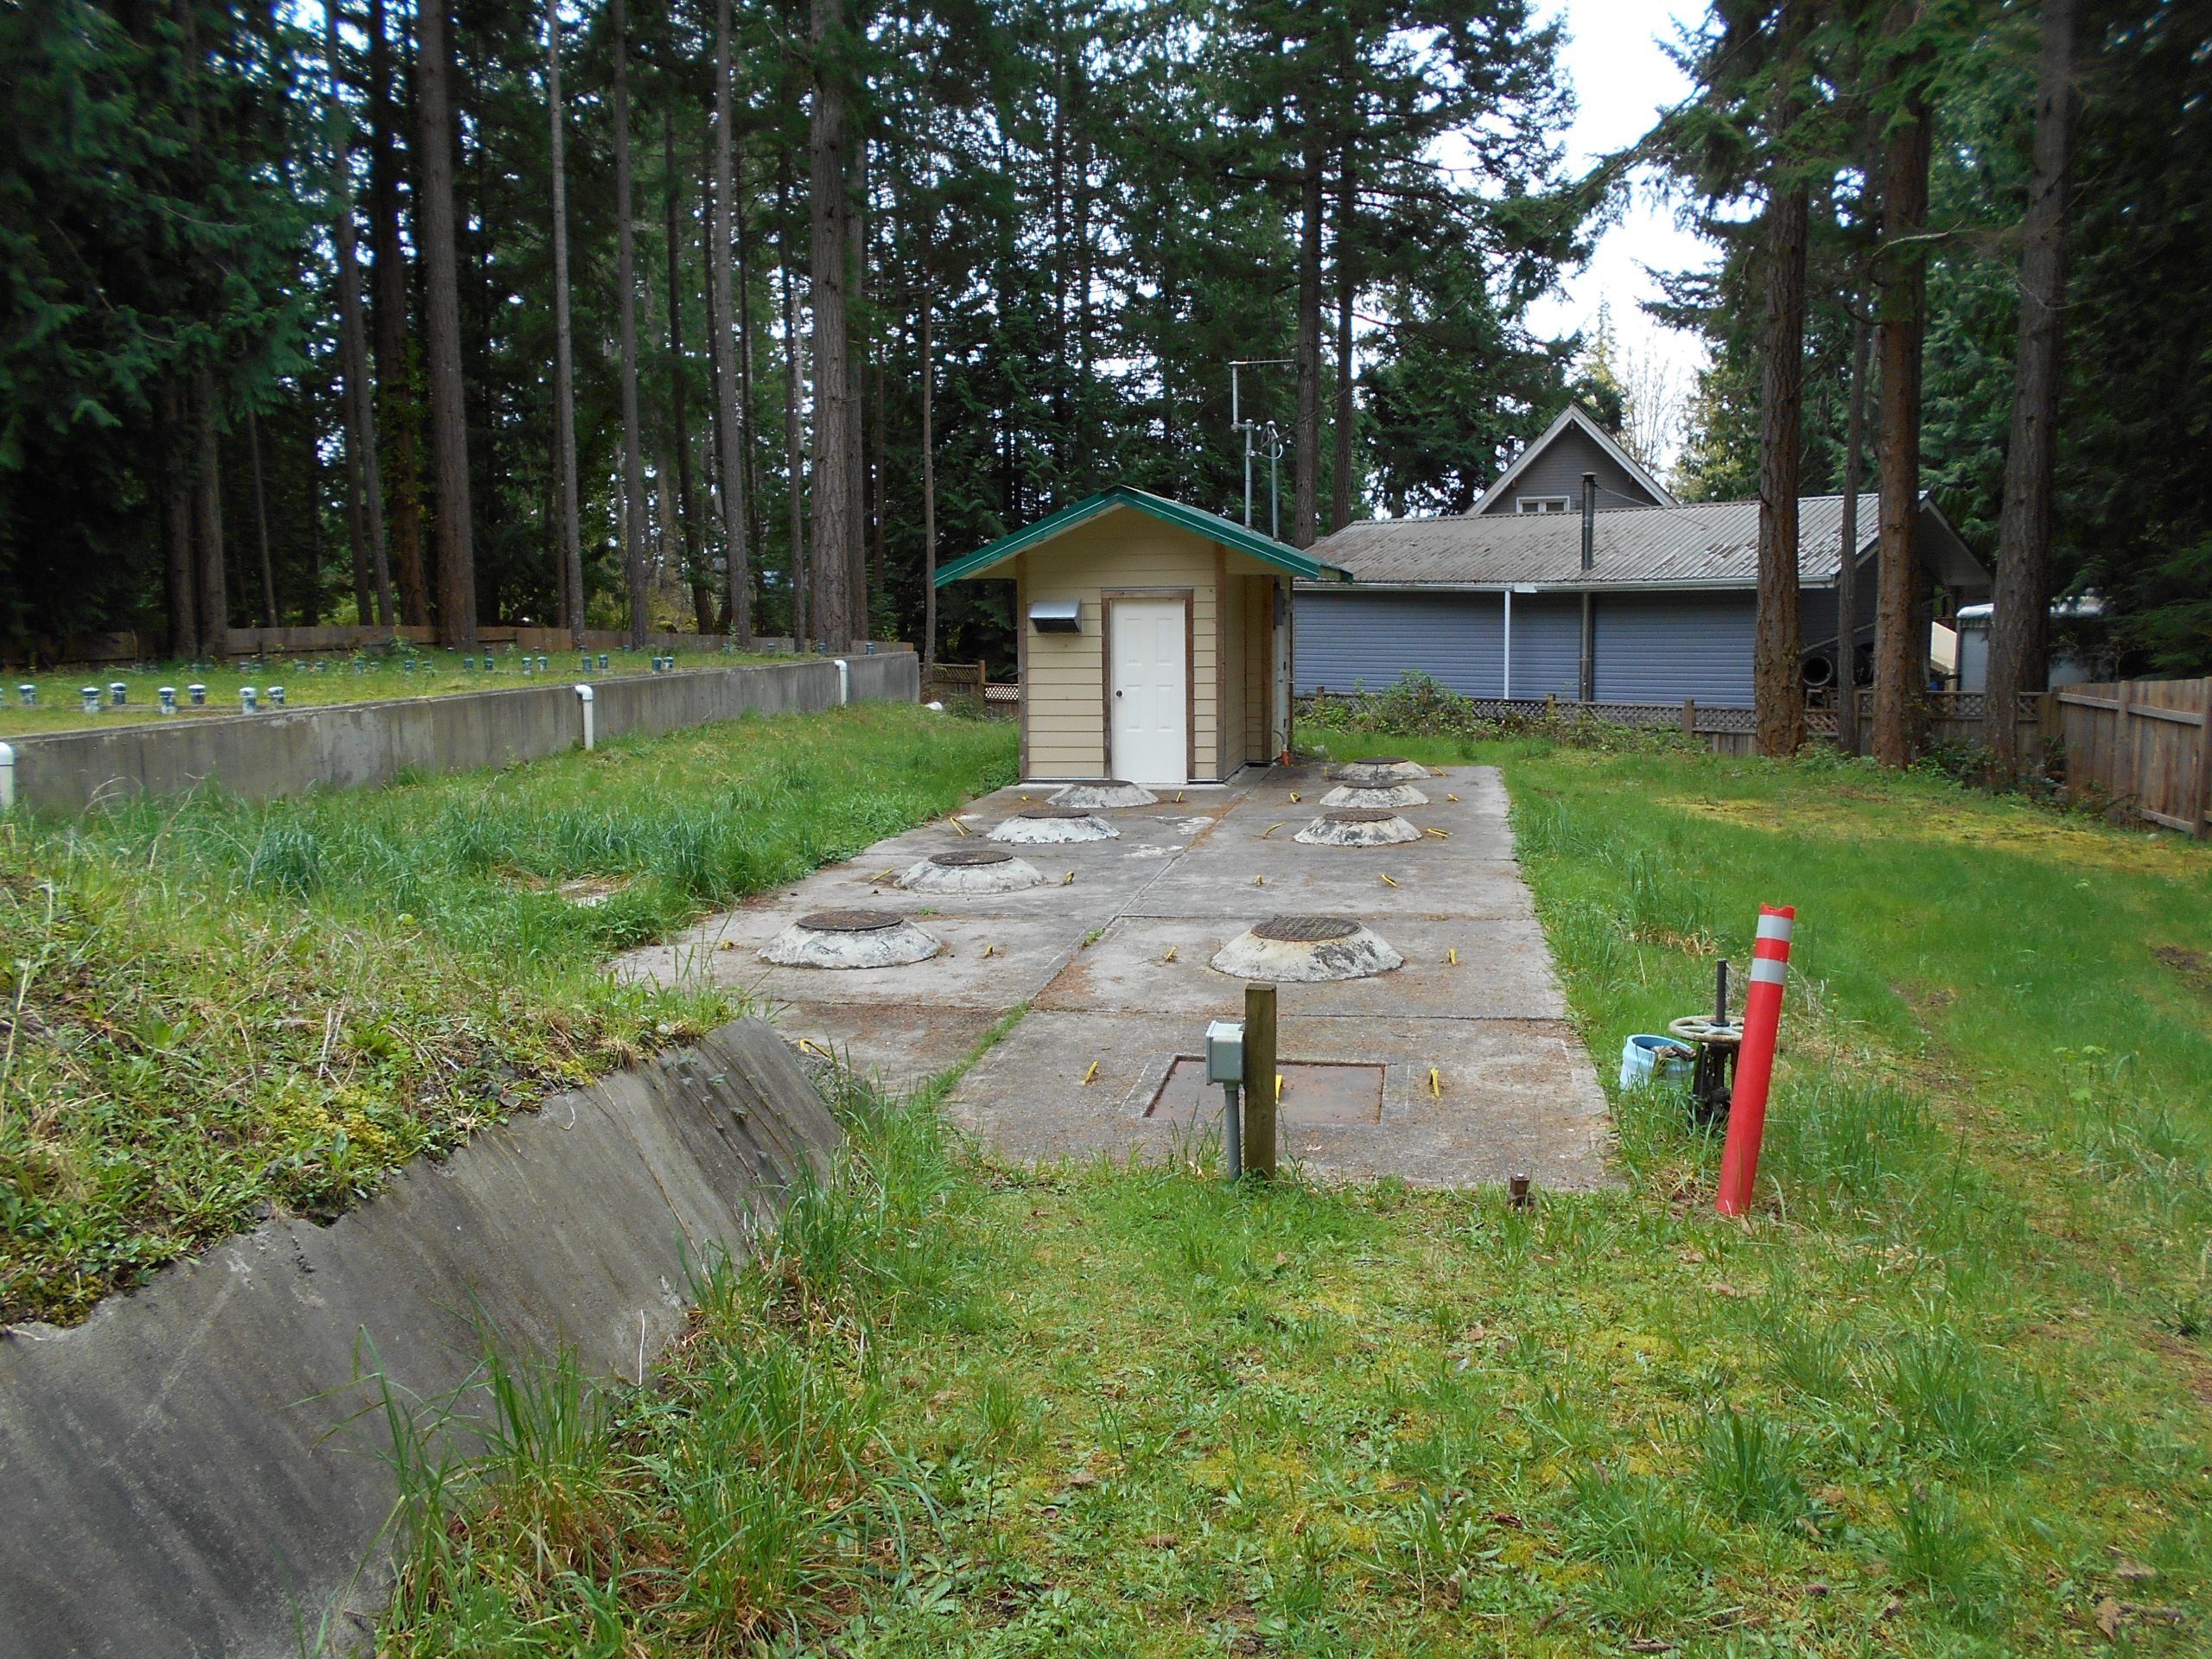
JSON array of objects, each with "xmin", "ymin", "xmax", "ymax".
[
  {"xmin": 1319, "ymin": 782, "xmax": 1429, "ymax": 809},
  {"xmin": 1211, "ymin": 920, "xmax": 1404, "ymax": 982},
  {"xmin": 896, "ymin": 854, "xmax": 1046, "ymax": 893},
  {"xmin": 1294, "ymin": 813, "xmax": 1421, "ymax": 848},
  {"xmin": 760, "ymin": 918, "xmax": 942, "ymax": 969},
  {"xmin": 988, "ymin": 814, "xmax": 1118, "ymax": 844},
  {"xmin": 1046, "ymin": 780, "xmax": 1160, "ymax": 809},
  {"xmin": 1335, "ymin": 758, "xmax": 1430, "ymax": 785}
]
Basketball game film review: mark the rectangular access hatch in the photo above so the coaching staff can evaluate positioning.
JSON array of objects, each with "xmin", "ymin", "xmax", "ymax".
[{"xmin": 1145, "ymin": 1057, "xmax": 1383, "ymax": 1126}]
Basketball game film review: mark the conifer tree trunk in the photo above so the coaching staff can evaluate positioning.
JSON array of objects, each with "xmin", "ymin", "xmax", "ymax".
[
  {"xmin": 1294, "ymin": 135, "xmax": 1323, "ymax": 550},
  {"xmin": 709, "ymin": 0, "xmax": 750, "ymax": 641},
  {"xmin": 1332, "ymin": 144, "xmax": 1355, "ymax": 533},
  {"xmin": 660, "ymin": 112, "xmax": 708, "ymax": 633},
  {"xmin": 779, "ymin": 158, "xmax": 809, "ymax": 645},
  {"xmin": 1872, "ymin": 68, "xmax": 1932, "ymax": 768},
  {"xmin": 247, "ymin": 409, "xmax": 278, "ymax": 627},
  {"xmin": 1986, "ymin": 0, "xmax": 2077, "ymax": 776},
  {"xmin": 162, "ymin": 385, "xmax": 200, "ymax": 660},
  {"xmin": 735, "ymin": 168, "xmax": 760, "ymax": 608},
  {"xmin": 326, "ymin": 0, "xmax": 391, "ymax": 627},
  {"xmin": 847, "ymin": 142, "xmax": 868, "ymax": 640},
  {"xmin": 545, "ymin": 0, "xmax": 584, "ymax": 641},
  {"xmin": 1753, "ymin": 119, "xmax": 1808, "ymax": 755},
  {"xmin": 413, "ymin": 0, "xmax": 475, "ymax": 647},
  {"xmin": 1837, "ymin": 311, "xmax": 1870, "ymax": 754},
  {"xmin": 193, "ymin": 371, "xmax": 230, "ymax": 657},
  {"xmin": 367, "ymin": 0, "xmax": 429, "ymax": 629},
  {"xmin": 610, "ymin": 0, "xmax": 648, "ymax": 649},
  {"xmin": 921, "ymin": 265, "xmax": 937, "ymax": 673},
  {"xmin": 807, "ymin": 0, "xmax": 853, "ymax": 650}
]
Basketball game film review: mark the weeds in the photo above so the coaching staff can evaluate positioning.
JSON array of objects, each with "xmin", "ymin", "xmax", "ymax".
[{"xmin": 0, "ymin": 703, "xmax": 1014, "ymax": 1323}]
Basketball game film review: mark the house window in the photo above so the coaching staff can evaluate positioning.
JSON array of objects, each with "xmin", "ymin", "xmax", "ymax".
[{"xmin": 1516, "ymin": 496, "xmax": 1570, "ymax": 514}]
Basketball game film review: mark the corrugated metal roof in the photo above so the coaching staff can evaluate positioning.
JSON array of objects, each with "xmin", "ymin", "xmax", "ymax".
[{"xmin": 1305, "ymin": 494, "xmax": 1883, "ymax": 590}]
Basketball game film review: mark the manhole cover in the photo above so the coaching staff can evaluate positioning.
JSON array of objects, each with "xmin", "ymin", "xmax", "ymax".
[
  {"xmin": 798, "ymin": 909, "xmax": 903, "ymax": 932},
  {"xmin": 1351, "ymin": 756, "xmax": 1407, "ymax": 766},
  {"xmin": 1324, "ymin": 808, "xmax": 1398, "ymax": 823},
  {"xmin": 931, "ymin": 848, "xmax": 1014, "ymax": 868},
  {"xmin": 1252, "ymin": 915, "xmax": 1361, "ymax": 943},
  {"xmin": 1014, "ymin": 806, "xmax": 1098, "ymax": 820}
]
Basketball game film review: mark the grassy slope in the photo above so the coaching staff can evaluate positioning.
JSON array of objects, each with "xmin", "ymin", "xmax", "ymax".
[
  {"xmin": 385, "ymin": 741, "xmax": 2210, "ymax": 1656},
  {"xmin": 0, "ymin": 645, "xmax": 786, "ymax": 736},
  {"xmin": 0, "ymin": 703, "xmax": 1016, "ymax": 1325}
]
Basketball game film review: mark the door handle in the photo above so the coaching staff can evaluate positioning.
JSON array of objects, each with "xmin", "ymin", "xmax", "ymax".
[{"xmin": 1114, "ymin": 690, "xmax": 1124, "ymax": 697}]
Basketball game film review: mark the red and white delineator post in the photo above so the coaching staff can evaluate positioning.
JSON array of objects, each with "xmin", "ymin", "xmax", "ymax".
[{"xmin": 1714, "ymin": 905, "xmax": 1795, "ymax": 1217}]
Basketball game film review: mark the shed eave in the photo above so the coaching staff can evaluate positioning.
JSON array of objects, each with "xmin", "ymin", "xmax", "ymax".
[{"xmin": 933, "ymin": 486, "xmax": 1353, "ymax": 588}]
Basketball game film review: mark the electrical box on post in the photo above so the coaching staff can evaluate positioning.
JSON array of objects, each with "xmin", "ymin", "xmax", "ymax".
[
  {"xmin": 1205, "ymin": 1019, "xmax": 1244, "ymax": 1084},
  {"xmin": 1027, "ymin": 600, "xmax": 1081, "ymax": 633}
]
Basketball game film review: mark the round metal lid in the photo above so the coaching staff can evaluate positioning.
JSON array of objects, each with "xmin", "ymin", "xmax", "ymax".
[
  {"xmin": 1349, "ymin": 756, "xmax": 1408, "ymax": 766},
  {"xmin": 798, "ymin": 909, "xmax": 906, "ymax": 932},
  {"xmin": 1251, "ymin": 915, "xmax": 1361, "ymax": 943},
  {"xmin": 1323, "ymin": 808, "xmax": 1401, "ymax": 823},
  {"xmin": 1012, "ymin": 806, "xmax": 1098, "ymax": 820},
  {"xmin": 929, "ymin": 848, "xmax": 1014, "ymax": 868}
]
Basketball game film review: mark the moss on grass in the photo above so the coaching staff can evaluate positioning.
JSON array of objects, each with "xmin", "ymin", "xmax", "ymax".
[{"xmin": 0, "ymin": 702, "xmax": 1016, "ymax": 1325}]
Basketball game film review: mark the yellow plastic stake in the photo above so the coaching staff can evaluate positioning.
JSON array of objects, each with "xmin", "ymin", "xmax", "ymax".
[
  {"xmin": 1447, "ymin": 948, "xmax": 1459, "ymax": 966},
  {"xmin": 1083, "ymin": 1060, "xmax": 1100, "ymax": 1084},
  {"xmin": 1063, "ymin": 870, "xmax": 1076, "ymax": 885},
  {"xmin": 870, "ymin": 868, "xmax": 895, "ymax": 883},
  {"xmin": 1446, "ymin": 792, "xmax": 1460, "ymax": 802},
  {"xmin": 1428, "ymin": 1067, "xmax": 1442, "ymax": 1098},
  {"xmin": 1163, "ymin": 945, "xmax": 1179, "ymax": 963},
  {"xmin": 1020, "ymin": 793, "xmax": 1032, "ymax": 801},
  {"xmin": 1380, "ymin": 873, "xmax": 1399, "ymax": 887},
  {"xmin": 1261, "ymin": 822, "xmax": 1287, "ymax": 838},
  {"xmin": 982, "ymin": 944, "xmax": 995, "ymax": 958},
  {"xmin": 1175, "ymin": 791, "xmax": 1185, "ymax": 803},
  {"xmin": 1288, "ymin": 791, "xmax": 1300, "ymax": 803},
  {"xmin": 1255, "ymin": 874, "xmax": 1265, "ymax": 887},
  {"xmin": 798, "ymin": 1038, "xmax": 830, "ymax": 1057},
  {"xmin": 950, "ymin": 817, "xmax": 970, "ymax": 836},
  {"xmin": 1425, "ymin": 826, "xmax": 1451, "ymax": 838},
  {"xmin": 1274, "ymin": 1072, "xmax": 1285, "ymax": 1103}
]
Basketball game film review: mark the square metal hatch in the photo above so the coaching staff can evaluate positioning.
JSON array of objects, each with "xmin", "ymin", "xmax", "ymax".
[{"xmin": 1144, "ymin": 1057, "xmax": 1384, "ymax": 1125}]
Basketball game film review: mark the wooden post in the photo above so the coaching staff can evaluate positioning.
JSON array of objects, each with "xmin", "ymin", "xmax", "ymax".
[
  {"xmin": 2196, "ymin": 677, "xmax": 2212, "ymax": 839},
  {"xmin": 2116, "ymin": 679, "xmax": 2134, "ymax": 802},
  {"xmin": 1243, "ymin": 982, "xmax": 1278, "ymax": 1180},
  {"xmin": 1681, "ymin": 697, "xmax": 1697, "ymax": 737}
]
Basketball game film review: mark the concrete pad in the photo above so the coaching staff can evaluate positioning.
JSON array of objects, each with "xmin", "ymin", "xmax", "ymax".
[
  {"xmin": 1038, "ymin": 915, "xmax": 1567, "ymax": 1020},
  {"xmin": 764, "ymin": 999, "xmax": 1004, "ymax": 1090},
  {"xmin": 944, "ymin": 1009, "xmax": 1610, "ymax": 1188},
  {"xmin": 616, "ymin": 761, "xmax": 1612, "ymax": 1191}
]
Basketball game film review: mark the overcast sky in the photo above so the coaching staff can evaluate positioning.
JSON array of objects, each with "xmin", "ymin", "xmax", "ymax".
[{"xmin": 1521, "ymin": 0, "xmax": 1715, "ymax": 468}]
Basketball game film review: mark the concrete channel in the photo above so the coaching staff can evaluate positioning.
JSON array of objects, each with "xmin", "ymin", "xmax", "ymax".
[{"xmin": 618, "ymin": 764, "xmax": 1612, "ymax": 1189}]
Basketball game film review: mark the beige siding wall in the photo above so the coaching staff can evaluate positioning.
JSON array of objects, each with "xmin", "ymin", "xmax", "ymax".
[{"xmin": 1011, "ymin": 508, "xmax": 1283, "ymax": 783}]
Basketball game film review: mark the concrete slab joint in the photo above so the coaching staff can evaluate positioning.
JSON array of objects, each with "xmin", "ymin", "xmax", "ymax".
[{"xmin": 617, "ymin": 761, "xmax": 1611, "ymax": 1192}]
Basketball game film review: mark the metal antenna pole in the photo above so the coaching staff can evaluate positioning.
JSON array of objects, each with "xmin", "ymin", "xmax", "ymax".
[{"xmin": 1227, "ymin": 359, "xmax": 1294, "ymax": 532}]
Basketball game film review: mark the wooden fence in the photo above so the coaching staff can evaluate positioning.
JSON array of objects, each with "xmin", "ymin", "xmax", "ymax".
[
  {"xmin": 2056, "ymin": 677, "xmax": 2212, "ymax": 837},
  {"xmin": 924, "ymin": 660, "xmax": 1019, "ymax": 718}
]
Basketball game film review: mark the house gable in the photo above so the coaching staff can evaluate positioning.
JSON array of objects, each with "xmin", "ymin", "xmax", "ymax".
[{"xmin": 1470, "ymin": 404, "xmax": 1675, "ymax": 517}]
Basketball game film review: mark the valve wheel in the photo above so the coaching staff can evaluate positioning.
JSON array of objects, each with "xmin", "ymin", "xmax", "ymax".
[{"xmin": 1668, "ymin": 1015, "xmax": 1744, "ymax": 1046}]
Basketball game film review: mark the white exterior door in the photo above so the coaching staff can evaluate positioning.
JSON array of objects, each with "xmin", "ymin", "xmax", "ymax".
[{"xmin": 1109, "ymin": 598, "xmax": 1188, "ymax": 785}]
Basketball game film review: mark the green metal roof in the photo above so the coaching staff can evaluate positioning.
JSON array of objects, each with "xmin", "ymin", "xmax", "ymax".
[{"xmin": 931, "ymin": 486, "xmax": 1355, "ymax": 588}]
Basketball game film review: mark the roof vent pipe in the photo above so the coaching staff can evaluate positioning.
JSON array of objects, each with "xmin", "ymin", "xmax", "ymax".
[{"xmin": 1581, "ymin": 472, "xmax": 1597, "ymax": 572}]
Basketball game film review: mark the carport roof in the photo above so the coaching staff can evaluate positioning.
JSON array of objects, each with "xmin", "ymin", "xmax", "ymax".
[
  {"xmin": 1298, "ymin": 493, "xmax": 1990, "ymax": 595},
  {"xmin": 934, "ymin": 486, "xmax": 1355, "ymax": 588}
]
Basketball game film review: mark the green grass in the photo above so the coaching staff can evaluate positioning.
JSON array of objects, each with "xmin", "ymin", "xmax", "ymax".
[
  {"xmin": 378, "ymin": 737, "xmax": 2212, "ymax": 1655},
  {"xmin": 0, "ymin": 642, "xmax": 788, "ymax": 736},
  {"xmin": 0, "ymin": 702, "xmax": 1015, "ymax": 1325}
]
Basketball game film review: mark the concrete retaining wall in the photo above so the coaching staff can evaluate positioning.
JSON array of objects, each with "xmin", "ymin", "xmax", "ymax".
[
  {"xmin": 0, "ymin": 1018, "xmax": 842, "ymax": 1659},
  {"xmin": 5, "ymin": 652, "xmax": 919, "ymax": 815}
]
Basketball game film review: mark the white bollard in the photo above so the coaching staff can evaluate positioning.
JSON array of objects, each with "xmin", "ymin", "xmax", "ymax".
[
  {"xmin": 835, "ymin": 658, "xmax": 850, "ymax": 707},
  {"xmin": 0, "ymin": 741, "xmax": 14, "ymax": 812},
  {"xmin": 575, "ymin": 683, "xmax": 595, "ymax": 751}
]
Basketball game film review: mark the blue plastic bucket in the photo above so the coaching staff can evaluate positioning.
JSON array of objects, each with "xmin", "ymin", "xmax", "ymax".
[{"xmin": 1619, "ymin": 1033, "xmax": 1694, "ymax": 1090}]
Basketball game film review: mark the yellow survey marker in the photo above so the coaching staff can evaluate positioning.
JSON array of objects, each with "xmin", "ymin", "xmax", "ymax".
[{"xmin": 1083, "ymin": 1060, "xmax": 1100, "ymax": 1084}]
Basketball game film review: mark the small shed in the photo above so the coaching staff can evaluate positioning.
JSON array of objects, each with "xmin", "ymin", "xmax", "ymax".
[{"xmin": 935, "ymin": 486, "xmax": 1352, "ymax": 786}]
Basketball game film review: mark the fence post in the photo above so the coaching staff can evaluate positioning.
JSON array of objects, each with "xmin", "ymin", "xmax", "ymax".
[
  {"xmin": 1681, "ymin": 697, "xmax": 1696, "ymax": 738},
  {"xmin": 2116, "ymin": 680, "xmax": 2134, "ymax": 802},
  {"xmin": 2197, "ymin": 677, "xmax": 2212, "ymax": 839},
  {"xmin": 1243, "ymin": 982, "xmax": 1278, "ymax": 1180}
]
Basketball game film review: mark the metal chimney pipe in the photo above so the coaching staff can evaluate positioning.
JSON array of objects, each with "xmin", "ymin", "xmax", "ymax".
[{"xmin": 1580, "ymin": 472, "xmax": 1597, "ymax": 571}]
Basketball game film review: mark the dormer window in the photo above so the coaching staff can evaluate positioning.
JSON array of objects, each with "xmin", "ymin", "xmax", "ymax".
[{"xmin": 1516, "ymin": 496, "xmax": 1570, "ymax": 514}]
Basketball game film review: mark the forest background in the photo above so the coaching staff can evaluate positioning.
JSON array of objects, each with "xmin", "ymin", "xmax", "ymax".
[{"xmin": 0, "ymin": 0, "xmax": 2202, "ymax": 686}]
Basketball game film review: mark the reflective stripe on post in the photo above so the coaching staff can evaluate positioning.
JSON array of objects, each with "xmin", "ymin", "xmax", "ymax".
[{"xmin": 1715, "ymin": 905, "xmax": 1794, "ymax": 1217}]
